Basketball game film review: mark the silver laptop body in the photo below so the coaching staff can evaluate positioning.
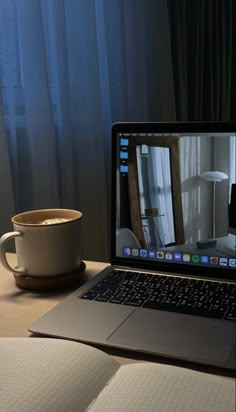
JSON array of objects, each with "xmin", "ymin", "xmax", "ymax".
[{"xmin": 30, "ymin": 122, "xmax": 236, "ymax": 371}]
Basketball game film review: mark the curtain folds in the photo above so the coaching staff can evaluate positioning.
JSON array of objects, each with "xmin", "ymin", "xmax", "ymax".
[
  {"xmin": 0, "ymin": 0, "xmax": 175, "ymax": 260},
  {"xmin": 167, "ymin": 0, "xmax": 235, "ymax": 121},
  {"xmin": 0, "ymin": 95, "xmax": 15, "ymax": 235}
]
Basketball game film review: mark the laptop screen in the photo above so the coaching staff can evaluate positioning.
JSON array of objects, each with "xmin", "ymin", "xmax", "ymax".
[{"xmin": 111, "ymin": 122, "xmax": 236, "ymax": 277}]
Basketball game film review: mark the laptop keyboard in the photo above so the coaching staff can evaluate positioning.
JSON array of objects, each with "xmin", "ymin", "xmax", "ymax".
[{"xmin": 80, "ymin": 270, "xmax": 236, "ymax": 321}]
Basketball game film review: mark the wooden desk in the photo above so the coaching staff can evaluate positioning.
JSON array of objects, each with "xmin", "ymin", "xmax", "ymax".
[
  {"xmin": 0, "ymin": 254, "xmax": 141, "ymax": 366},
  {"xmin": 0, "ymin": 253, "xmax": 106, "ymax": 334}
]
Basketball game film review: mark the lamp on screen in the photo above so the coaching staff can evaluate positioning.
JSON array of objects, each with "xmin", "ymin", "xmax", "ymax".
[
  {"xmin": 228, "ymin": 184, "xmax": 236, "ymax": 253},
  {"xmin": 200, "ymin": 171, "xmax": 228, "ymax": 239}
]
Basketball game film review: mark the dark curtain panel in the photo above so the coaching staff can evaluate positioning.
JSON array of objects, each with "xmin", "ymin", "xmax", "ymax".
[{"xmin": 167, "ymin": 0, "xmax": 236, "ymax": 120}]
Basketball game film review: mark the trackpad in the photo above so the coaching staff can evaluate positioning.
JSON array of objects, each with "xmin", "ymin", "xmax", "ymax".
[{"xmin": 108, "ymin": 309, "xmax": 235, "ymax": 364}]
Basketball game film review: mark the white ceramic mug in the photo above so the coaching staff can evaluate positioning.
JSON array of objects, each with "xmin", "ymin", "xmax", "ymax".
[{"xmin": 0, "ymin": 209, "xmax": 83, "ymax": 277}]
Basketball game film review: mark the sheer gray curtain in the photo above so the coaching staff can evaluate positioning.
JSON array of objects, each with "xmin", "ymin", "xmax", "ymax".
[
  {"xmin": 167, "ymin": 0, "xmax": 235, "ymax": 121},
  {"xmin": 0, "ymin": 0, "xmax": 175, "ymax": 261}
]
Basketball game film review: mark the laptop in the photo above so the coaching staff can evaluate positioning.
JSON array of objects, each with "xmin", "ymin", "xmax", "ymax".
[{"xmin": 29, "ymin": 122, "xmax": 236, "ymax": 370}]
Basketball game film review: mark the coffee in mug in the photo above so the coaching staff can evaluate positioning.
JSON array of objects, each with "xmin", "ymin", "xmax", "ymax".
[{"xmin": 0, "ymin": 209, "xmax": 83, "ymax": 277}]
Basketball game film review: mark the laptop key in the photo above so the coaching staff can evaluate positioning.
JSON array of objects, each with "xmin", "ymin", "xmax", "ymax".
[
  {"xmin": 94, "ymin": 295, "xmax": 111, "ymax": 302},
  {"xmin": 225, "ymin": 313, "xmax": 236, "ymax": 321},
  {"xmin": 124, "ymin": 300, "xmax": 143, "ymax": 307},
  {"xmin": 80, "ymin": 292, "xmax": 98, "ymax": 300},
  {"xmin": 110, "ymin": 297, "xmax": 126, "ymax": 304},
  {"xmin": 225, "ymin": 306, "xmax": 236, "ymax": 321}
]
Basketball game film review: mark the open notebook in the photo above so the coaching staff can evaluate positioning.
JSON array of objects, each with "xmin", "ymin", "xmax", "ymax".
[{"xmin": 0, "ymin": 338, "xmax": 235, "ymax": 412}]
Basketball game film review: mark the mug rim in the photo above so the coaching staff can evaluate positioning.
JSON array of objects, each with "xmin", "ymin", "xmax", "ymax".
[{"xmin": 12, "ymin": 209, "xmax": 83, "ymax": 227}]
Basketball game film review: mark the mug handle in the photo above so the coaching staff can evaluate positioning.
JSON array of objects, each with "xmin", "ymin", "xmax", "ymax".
[{"xmin": 0, "ymin": 232, "xmax": 26, "ymax": 275}]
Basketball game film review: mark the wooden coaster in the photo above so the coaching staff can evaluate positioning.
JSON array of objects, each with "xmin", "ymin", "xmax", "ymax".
[{"xmin": 13, "ymin": 261, "xmax": 86, "ymax": 291}]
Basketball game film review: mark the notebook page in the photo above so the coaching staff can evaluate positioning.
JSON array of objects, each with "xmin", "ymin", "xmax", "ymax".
[
  {"xmin": 0, "ymin": 338, "xmax": 119, "ymax": 412},
  {"xmin": 88, "ymin": 363, "xmax": 235, "ymax": 412}
]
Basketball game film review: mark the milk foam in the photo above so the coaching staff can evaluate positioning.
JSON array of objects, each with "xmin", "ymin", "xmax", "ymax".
[{"xmin": 41, "ymin": 218, "xmax": 71, "ymax": 225}]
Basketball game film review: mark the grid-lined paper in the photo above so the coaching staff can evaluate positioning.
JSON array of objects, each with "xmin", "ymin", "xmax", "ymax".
[
  {"xmin": 0, "ymin": 338, "xmax": 119, "ymax": 412},
  {"xmin": 88, "ymin": 363, "xmax": 235, "ymax": 412},
  {"xmin": 1, "ymin": 338, "xmax": 235, "ymax": 412}
]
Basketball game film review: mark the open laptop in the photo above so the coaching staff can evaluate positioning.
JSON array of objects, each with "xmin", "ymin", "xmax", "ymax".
[{"xmin": 29, "ymin": 122, "xmax": 236, "ymax": 370}]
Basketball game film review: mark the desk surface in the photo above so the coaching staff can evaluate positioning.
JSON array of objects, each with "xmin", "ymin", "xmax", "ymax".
[
  {"xmin": 0, "ymin": 253, "xmax": 121, "ymax": 364},
  {"xmin": 0, "ymin": 254, "xmax": 104, "ymax": 332},
  {"xmin": 0, "ymin": 254, "xmax": 145, "ymax": 366},
  {"xmin": 0, "ymin": 254, "xmax": 235, "ymax": 377}
]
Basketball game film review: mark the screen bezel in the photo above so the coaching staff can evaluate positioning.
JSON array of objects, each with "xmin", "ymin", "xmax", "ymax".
[{"xmin": 111, "ymin": 121, "xmax": 236, "ymax": 281}]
